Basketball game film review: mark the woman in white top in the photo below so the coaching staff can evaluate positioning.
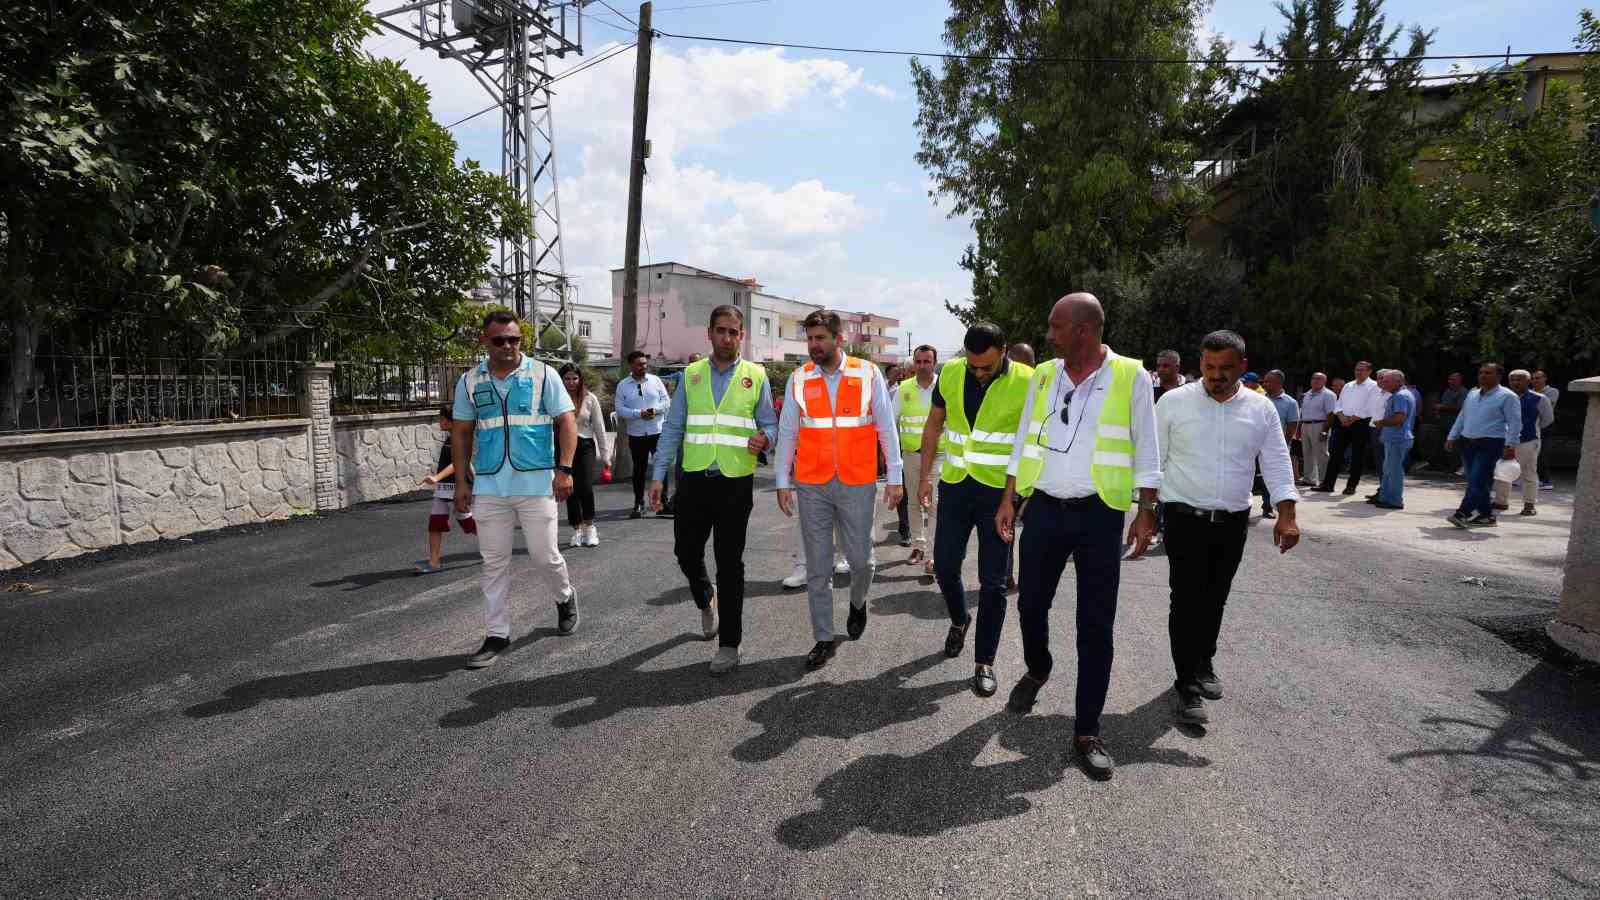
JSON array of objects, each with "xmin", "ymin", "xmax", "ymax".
[{"xmin": 560, "ymin": 363, "xmax": 610, "ymax": 547}]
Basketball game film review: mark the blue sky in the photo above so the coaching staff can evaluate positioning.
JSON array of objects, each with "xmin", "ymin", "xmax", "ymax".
[{"xmin": 370, "ymin": 0, "xmax": 1587, "ymax": 354}]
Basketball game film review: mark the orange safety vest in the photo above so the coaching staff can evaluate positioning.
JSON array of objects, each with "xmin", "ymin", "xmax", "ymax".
[{"xmin": 790, "ymin": 355, "xmax": 880, "ymax": 486}]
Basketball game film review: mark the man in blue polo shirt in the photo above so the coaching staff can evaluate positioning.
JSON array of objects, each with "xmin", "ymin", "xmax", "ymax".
[
  {"xmin": 1371, "ymin": 369, "xmax": 1415, "ymax": 510},
  {"xmin": 451, "ymin": 310, "xmax": 580, "ymax": 669}
]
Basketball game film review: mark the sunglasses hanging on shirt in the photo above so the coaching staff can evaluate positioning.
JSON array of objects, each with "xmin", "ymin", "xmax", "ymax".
[{"xmin": 1037, "ymin": 367, "xmax": 1100, "ymax": 456}]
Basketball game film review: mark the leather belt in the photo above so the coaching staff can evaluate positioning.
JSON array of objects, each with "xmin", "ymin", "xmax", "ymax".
[
  {"xmin": 1165, "ymin": 501, "xmax": 1249, "ymax": 524},
  {"xmin": 1030, "ymin": 491, "xmax": 1105, "ymax": 509},
  {"xmin": 1302, "ymin": 419, "xmax": 1325, "ymax": 423}
]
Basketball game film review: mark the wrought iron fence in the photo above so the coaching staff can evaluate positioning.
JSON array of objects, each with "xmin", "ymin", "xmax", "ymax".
[{"xmin": 330, "ymin": 359, "xmax": 474, "ymax": 416}]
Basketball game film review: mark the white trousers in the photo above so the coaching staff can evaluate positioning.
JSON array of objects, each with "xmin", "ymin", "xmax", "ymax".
[
  {"xmin": 902, "ymin": 451, "xmax": 938, "ymax": 552},
  {"xmin": 475, "ymin": 494, "xmax": 575, "ymax": 639},
  {"xmin": 1300, "ymin": 424, "xmax": 1329, "ymax": 484}
]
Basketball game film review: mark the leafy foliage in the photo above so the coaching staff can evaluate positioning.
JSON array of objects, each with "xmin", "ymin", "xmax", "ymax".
[{"xmin": 911, "ymin": 0, "xmax": 1236, "ymax": 347}]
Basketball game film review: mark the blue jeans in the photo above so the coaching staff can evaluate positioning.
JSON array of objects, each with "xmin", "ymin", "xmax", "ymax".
[
  {"xmin": 1016, "ymin": 494, "xmax": 1125, "ymax": 737},
  {"xmin": 934, "ymin": 478, "xmax": 1009, "ymax": 664},
  {"xmin": 1379, "ymin": 439, "xmax": 1411, "ymax": 507},
  {"xmin": 1456, "ymin": 438, "xmax": 1505, "ymax": 518}
]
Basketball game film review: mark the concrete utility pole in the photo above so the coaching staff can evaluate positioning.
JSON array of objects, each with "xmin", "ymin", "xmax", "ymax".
[{"xmin": 619, "ymin": 1, "xmax": 653, "ymax": 359}]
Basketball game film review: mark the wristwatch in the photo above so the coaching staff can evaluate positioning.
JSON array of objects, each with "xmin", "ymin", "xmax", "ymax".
[
  {"xmin": 1137, "ymin": 499, "xmax": 1158, "ymax": 513},
  {"xmin": 555, "ymin": 464, "xmax": 574, "ymax": 475}
]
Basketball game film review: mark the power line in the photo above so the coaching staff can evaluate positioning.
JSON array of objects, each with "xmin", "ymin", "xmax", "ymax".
[
  {"xmin": 593, "ymin": 0, "xmax": 639, "ymax": 30},
  {"xmin": 651, "ymin": 29, "xmax": 1593, "ymax": 67},
  {"xmin": 655, "ymin": 0, "xmax": 772, "ymax": 10},
  {"xmin": 441, "ymin": 42, "xmax": 637, "ymax": 130}
]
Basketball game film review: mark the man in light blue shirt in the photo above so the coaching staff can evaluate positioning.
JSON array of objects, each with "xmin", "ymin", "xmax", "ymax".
[
  {"xmin": 1445, "ymin": 362, "xmax": 1521, "ymax": 528},
  {"xmin": 450, "ymin": 311, "xmax": 579, "ymax": 668},
  {"xmin": 615, "ymin": 350, "xmax": 673, "ymax": 517},
  {"xmin": 1372, "ymin": 369, "xmax": 1415, "ymax": 509}
]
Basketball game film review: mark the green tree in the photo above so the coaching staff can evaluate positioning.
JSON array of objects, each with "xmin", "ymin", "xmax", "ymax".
[
  {"xmin": 1425, "ymin": 12, "xmax": 1600, "ymax": 370},
  {"xmin": 911, "ymin": 0, "xmax": 1235, "ymax": 346},
  {"xmin": 1091, "ymin": 246, "xmax": 1245, "ymax": 365},
  {"xmin": 1, "ymin": 1, "xmax": 527, "ymax": 425}
]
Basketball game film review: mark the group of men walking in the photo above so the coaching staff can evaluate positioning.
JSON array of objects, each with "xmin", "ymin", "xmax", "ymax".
[{"xmin": 442, "ymin": 294, "xmax": 1308, "ymax": 782}]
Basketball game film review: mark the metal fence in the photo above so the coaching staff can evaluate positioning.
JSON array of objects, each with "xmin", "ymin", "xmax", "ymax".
[{"xmin": 330, "ymin": 359, "xmax": 475, "ymax": 416}]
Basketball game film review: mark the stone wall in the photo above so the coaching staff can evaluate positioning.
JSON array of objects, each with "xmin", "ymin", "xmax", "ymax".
[
  {"xmin": 333, "ymin": 411, "xmax": 442, "ymax": 506},
  {"xmin": 0, "ymin": 422, "xmax": 313, "ymax": 569}
]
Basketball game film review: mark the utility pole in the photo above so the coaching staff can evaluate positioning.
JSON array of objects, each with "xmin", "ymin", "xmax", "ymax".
[{"xmin": 619, "ymin": 2, "xmax": 653, "ymax": 360}]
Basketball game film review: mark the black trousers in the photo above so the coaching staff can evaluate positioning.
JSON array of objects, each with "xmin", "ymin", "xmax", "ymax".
[
  {"xmin": 629, "ymin": 432, "xmax": 660, "ymax": 507},
  {"xmin": 1319, "ymin": 418, "xmax": 1371, "ymax": 490},
  {"xmin": 565, "ymin": 437, "xmax": 597, "ymax": 526},
  {"xmin": 1163, "ymin": 507, "xmax": 1249, "ymax": 697},
  {"xmin": 673, "ymin": 470, "xmax": 754, "ymax": 648}
]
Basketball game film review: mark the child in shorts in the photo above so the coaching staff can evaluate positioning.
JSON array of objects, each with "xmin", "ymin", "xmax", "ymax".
[{"xmin": 416, "ymin": 403, "xmax": 476, "ymax": 574}]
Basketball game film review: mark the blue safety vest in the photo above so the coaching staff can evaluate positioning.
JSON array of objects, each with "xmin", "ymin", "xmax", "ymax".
[{"xmin": 464, "ymin": 355, "xmax": 555, "ymax": 475}]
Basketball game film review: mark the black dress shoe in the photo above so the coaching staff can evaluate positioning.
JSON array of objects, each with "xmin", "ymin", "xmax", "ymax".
[
  {"xmin": 847, "ymin": 602, "xmax": 867, "ymax": 640},
  {"xmin": 1341, "ymin": 485, "xmax": 1357, "ymax": 496},
  {"xmin": 943, "ymin": 620, "xmax": 970, "ymax": 658},
  {"xmin": 1074, "ymin": 736, "xmax": 1115, "ymax": 781},
  {"xmin": 804, "ymin": 640, "xmax": 836, "ymax": 670},
  {"xmin": 1261, "ymin": 507, "xmax": 1275, "ymax": 519},
  {"xmin": 1007, "ymin": 673, "xmax": 1046, "ymax": 713},
  {"xmin": 1197, "ymin": 669, "xmax": 1223, "ymax": 700},
  {"xmin": 1309, "ymin": 486, "xmax": 1334, "ymax": 493},
  {"xmin": 972, "ymin": 666, "xmax": 998, "ymax": 697},
  {"xmin": 629, "ymin": 506, "xmax": 643, "ymax": 519}
]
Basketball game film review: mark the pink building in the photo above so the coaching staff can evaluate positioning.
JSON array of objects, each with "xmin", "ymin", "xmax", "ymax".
[{"xmin": 609, "ymin": 262, "xmax": 900, "ymax": 364}]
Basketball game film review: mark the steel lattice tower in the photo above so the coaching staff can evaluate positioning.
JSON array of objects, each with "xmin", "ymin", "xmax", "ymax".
[{"xmin": 375, "ymin": 1, "xmax": 587, "ymax": 354}]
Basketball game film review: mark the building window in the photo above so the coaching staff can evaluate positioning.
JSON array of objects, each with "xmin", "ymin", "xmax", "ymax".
[
  {"xmin": 759, "ymin": 317, "xmax": 771, "ymax": 336},
  {"xmin": 577, "ymin": 319, "xmax": 592, "ymax": 338}
]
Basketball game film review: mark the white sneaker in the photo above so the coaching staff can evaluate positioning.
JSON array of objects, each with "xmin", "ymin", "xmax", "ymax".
[
  {"xmin": 568, "ymin": 529, "xmax": 584, "ymax": 548},
  {"xmin": 834, "ymin": 556, "xmax": 851, "ymax": 575},
  {"xmin": 585, "ymin": 525, "xmax": 600, "ymax": 546},
  {"xmin": 782, "ymin": 564, "xmax": 808, "ymax": 589}
]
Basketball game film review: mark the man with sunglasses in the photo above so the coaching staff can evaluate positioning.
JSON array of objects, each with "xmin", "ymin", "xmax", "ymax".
[
  {"xmin": 617, "ymin": 350, "xmax": 673, "ymax": 518},
  {"xmin": 996, "ymin": 293, "xmax": 1162, "ymax": 781},
  {"xmin": 915, "ymin": 323, "xmax": 1033, "ymax": 697},
  {"xmin": 450, "ymin": 311, "xmax": 580, "ymax": 670}
]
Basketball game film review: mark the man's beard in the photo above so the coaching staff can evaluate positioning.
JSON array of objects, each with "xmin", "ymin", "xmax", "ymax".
[
  {"xmin": 1207, "ymin": 379, "xmax": 1234, "ymax": 395},
  {"xmin": 809, "ymin": 347, "xmax": 833, "ymax": 364},
  {"xmin": 713, "ymin": 346, "xmax": 738, "ymax": 363}
]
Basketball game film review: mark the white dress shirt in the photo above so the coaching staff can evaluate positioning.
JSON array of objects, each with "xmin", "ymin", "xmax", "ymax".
[
  {"xmin": 1157, "ymin": 382, "xmax": 1300, "ymax": 512},
  {"xmin": 1334, "ymin": 377, "xmax": 1386, "ymax": 421},
  {"xmin": 1004, "ymin": 349, "xmax": 1161, "ymax": 498},
  {"xmin": 1299, "ymin": 387, "xmax": 1336, "ymax": 422},
  {"xmin": 614, "ymin": 373, "xmax": 671, "ymax": 437}
]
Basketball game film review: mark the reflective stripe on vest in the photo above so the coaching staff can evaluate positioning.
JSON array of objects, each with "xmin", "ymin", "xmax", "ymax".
[
  {"xmin": 1012, "ymin": 351, "xmax": 1141, "ymax": 510},
  {"xmin": 937, "ymin": 357, "xmax": 1034, "ymax": 490},
  {"xmin": 792, "ymin": 355, "xmax": 879, "ymax": 486},
  {"xmin": 682, "ymin": 358, "xmax": 765, "ymax": 477},
  {"xmin": 897, "ymin": 377, "xmax": 931, "ymax": 452}
]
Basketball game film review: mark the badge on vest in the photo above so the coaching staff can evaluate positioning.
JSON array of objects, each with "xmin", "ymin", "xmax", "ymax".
[{"xmin": 741, "ymin": 377, "xmax": 753, "ymax": 389}]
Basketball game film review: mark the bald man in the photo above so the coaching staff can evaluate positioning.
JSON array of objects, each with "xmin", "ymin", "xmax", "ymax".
[
  {"xmin": 997, "ymin": 292, "xmax": 1162, "ymax": 782},
  {"xmin": 1007, "ymin": 343, "xmax": 1036, "ymax": 366}
]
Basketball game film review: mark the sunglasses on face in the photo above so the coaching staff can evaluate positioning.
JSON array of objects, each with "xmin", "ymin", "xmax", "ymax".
[{"xmin": 489, "ymin": 335, "xmax": 522, "ymax": 347}]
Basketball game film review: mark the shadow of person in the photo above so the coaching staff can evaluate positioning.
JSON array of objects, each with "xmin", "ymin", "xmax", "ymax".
[
  {"xmin": 775, "ymin": 712, "xmax": 1067, "ymax": 850},
  {"xmin": 437, "ymin": 634, "xmax": 808, "ymax": 730},
  {"xmin": 871, "ymin": 589, "xmax": 971, "ymax": 621},
  {"xmin": 309, "ymin": 550, "xmax": 498, "ymax": 591},
  {"xmin": 734, "ymin": 652, "xmax": 968, "ymax": 763},
  {"xmin": 1091, "ymin": 690, "xmax": 1214, "ymax": 771},
  {"xmin": 183, "ymin": 629, "xmax": 557, "ymax": 717}
]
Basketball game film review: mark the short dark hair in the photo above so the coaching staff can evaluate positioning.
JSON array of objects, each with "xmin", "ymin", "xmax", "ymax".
[
  {"xmin": 802, "ymin": 309, "xmax": 843, "ymax": 337},
  {"xmin": 913, "ymin": 344, "xmax": 937, "ymax": 359},
  {"xmin": 482, "ymin": 310, "xmax": 519, "ymax": 330},
  {"xmin": 626, "ymin": 350, "xmax": 650, "ymax": 363},
  {"xmin": 963, "ymin": 321, "xmax": 1006, "ymax": 355},
  {"xmin": 709, "ymin": 304, "xmax": 744, "ymax": 327},
  {"xmin": 1200, "ymin": 329, "xmax": 1247, "ymax": 358},
  {"xmin": 439, "ymin": 403, "xmax": 454, "ymax": 420},
  {"xmin": 1265, "ymin": 369, "xmax": 1285, "ymax": 382},
  {"xmin": 1479, "ymin": 361, "xmax": 1504, "ymax": 375}
]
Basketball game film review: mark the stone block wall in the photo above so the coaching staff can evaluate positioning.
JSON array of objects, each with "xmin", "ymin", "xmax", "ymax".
[
  {"xmin": 333, "ymin": 412, "xmax": 442, "ymax": 506},
  {"xmin": 1, "ymin": 424, "xmax": 313, "ymax": 569}
]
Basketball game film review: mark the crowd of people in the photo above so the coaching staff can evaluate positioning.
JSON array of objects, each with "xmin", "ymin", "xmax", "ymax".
[{"xmin": 420, "ymin": 298, "xmax": 1562, "ymax": 783}]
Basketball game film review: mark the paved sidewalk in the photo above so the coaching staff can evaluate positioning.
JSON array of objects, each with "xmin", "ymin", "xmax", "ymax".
[{"xmin": 1, "ymin": 473, "xmax": 1593, "ymax": 898}]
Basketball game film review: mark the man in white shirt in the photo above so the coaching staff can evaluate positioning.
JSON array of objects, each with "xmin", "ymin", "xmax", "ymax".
[
  {"xmin": 1313, "ymin": 361, "xmax": 1383, "ymax": 495},
  {"xmin": 615, "ymin": 350, "xmax": 673, "ymax": 518},
  {"xmin": 994, "ymin": 293, "xmax": 1161, "ymax": 782},
  {"xmin": 1157, "ymin": 330, "xmax": 1300, "ymax": 726},
  {"xmin": 1298, "ymin": 372, "xmax": 1335, "ymax": 486},
  {"xmin": 1531, "ymin": 370, "xmax": 1558, "ymax": 490}
]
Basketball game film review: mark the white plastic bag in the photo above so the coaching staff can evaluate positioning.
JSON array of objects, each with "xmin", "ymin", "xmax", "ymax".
[{"xmin": 1494, "ymin": 458, "xmax": 1521, "ymax": 484}]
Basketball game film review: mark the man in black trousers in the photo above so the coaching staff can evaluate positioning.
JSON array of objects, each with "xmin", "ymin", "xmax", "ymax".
[
  {"xmin": 1155, "ymin": 330, "xmax": 1301, "ymax": 725},
  {"xmin": 1313, "ymin": 361, "xmax": 1383, "ymax": 495}
]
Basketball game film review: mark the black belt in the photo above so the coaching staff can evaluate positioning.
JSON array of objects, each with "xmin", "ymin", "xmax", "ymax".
[
  {"xmin": 1302, "ymin": 419, "xmax": 1325, "ymax": 423},
  {"xmin": 1165, "ymin": 502, "xmax": 1249, "ymax": 524},
  {"xmin": 1029, "ymin": 491, "xmax": 1106, "ymax": 509}
]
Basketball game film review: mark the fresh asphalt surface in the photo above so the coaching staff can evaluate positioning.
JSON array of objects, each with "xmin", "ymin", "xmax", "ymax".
[{"xmin": 2, "ymin": 474, "xmax": 1597, "ymax": 898}]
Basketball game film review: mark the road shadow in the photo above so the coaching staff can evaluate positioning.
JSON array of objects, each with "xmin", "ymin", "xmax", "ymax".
[
  {"xmin": 1414, "ymin": 525, "xmax": 1496, "ymax": 542},
  {"xmin": 649, "ymin": 577, "xmax": 841, "ymax": 604},
  {"xmin": 309, "ymin": 551, "xmax": 495, "ymax": 591},
  {"xmin": 871, "ymin": 589, "xmax": 969, "ymax": 621},
  {"xmin": 183, "ymin": 629, "xmax": 558, "ymax": 717},
  {"xmin": 437, "ymin": 633, "xmax": 808, "ymax": 729},
  {"xmin": 734, "ymin": 652, "xmax": 968, "ymax": 762},
  {"xmin": 774, "ymin": 690, "xmax": 1210, "ymax": 849}
]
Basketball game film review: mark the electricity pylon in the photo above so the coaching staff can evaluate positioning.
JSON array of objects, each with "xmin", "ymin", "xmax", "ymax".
[{"xmin": 374, "ymin": 0, "xmax": 587, "ymax": 355}]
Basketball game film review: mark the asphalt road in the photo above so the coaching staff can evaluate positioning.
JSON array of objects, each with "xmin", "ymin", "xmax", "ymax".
[{"xmin": 2, "ymin": 474, "xmax": 1596, "ymax": 899}]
